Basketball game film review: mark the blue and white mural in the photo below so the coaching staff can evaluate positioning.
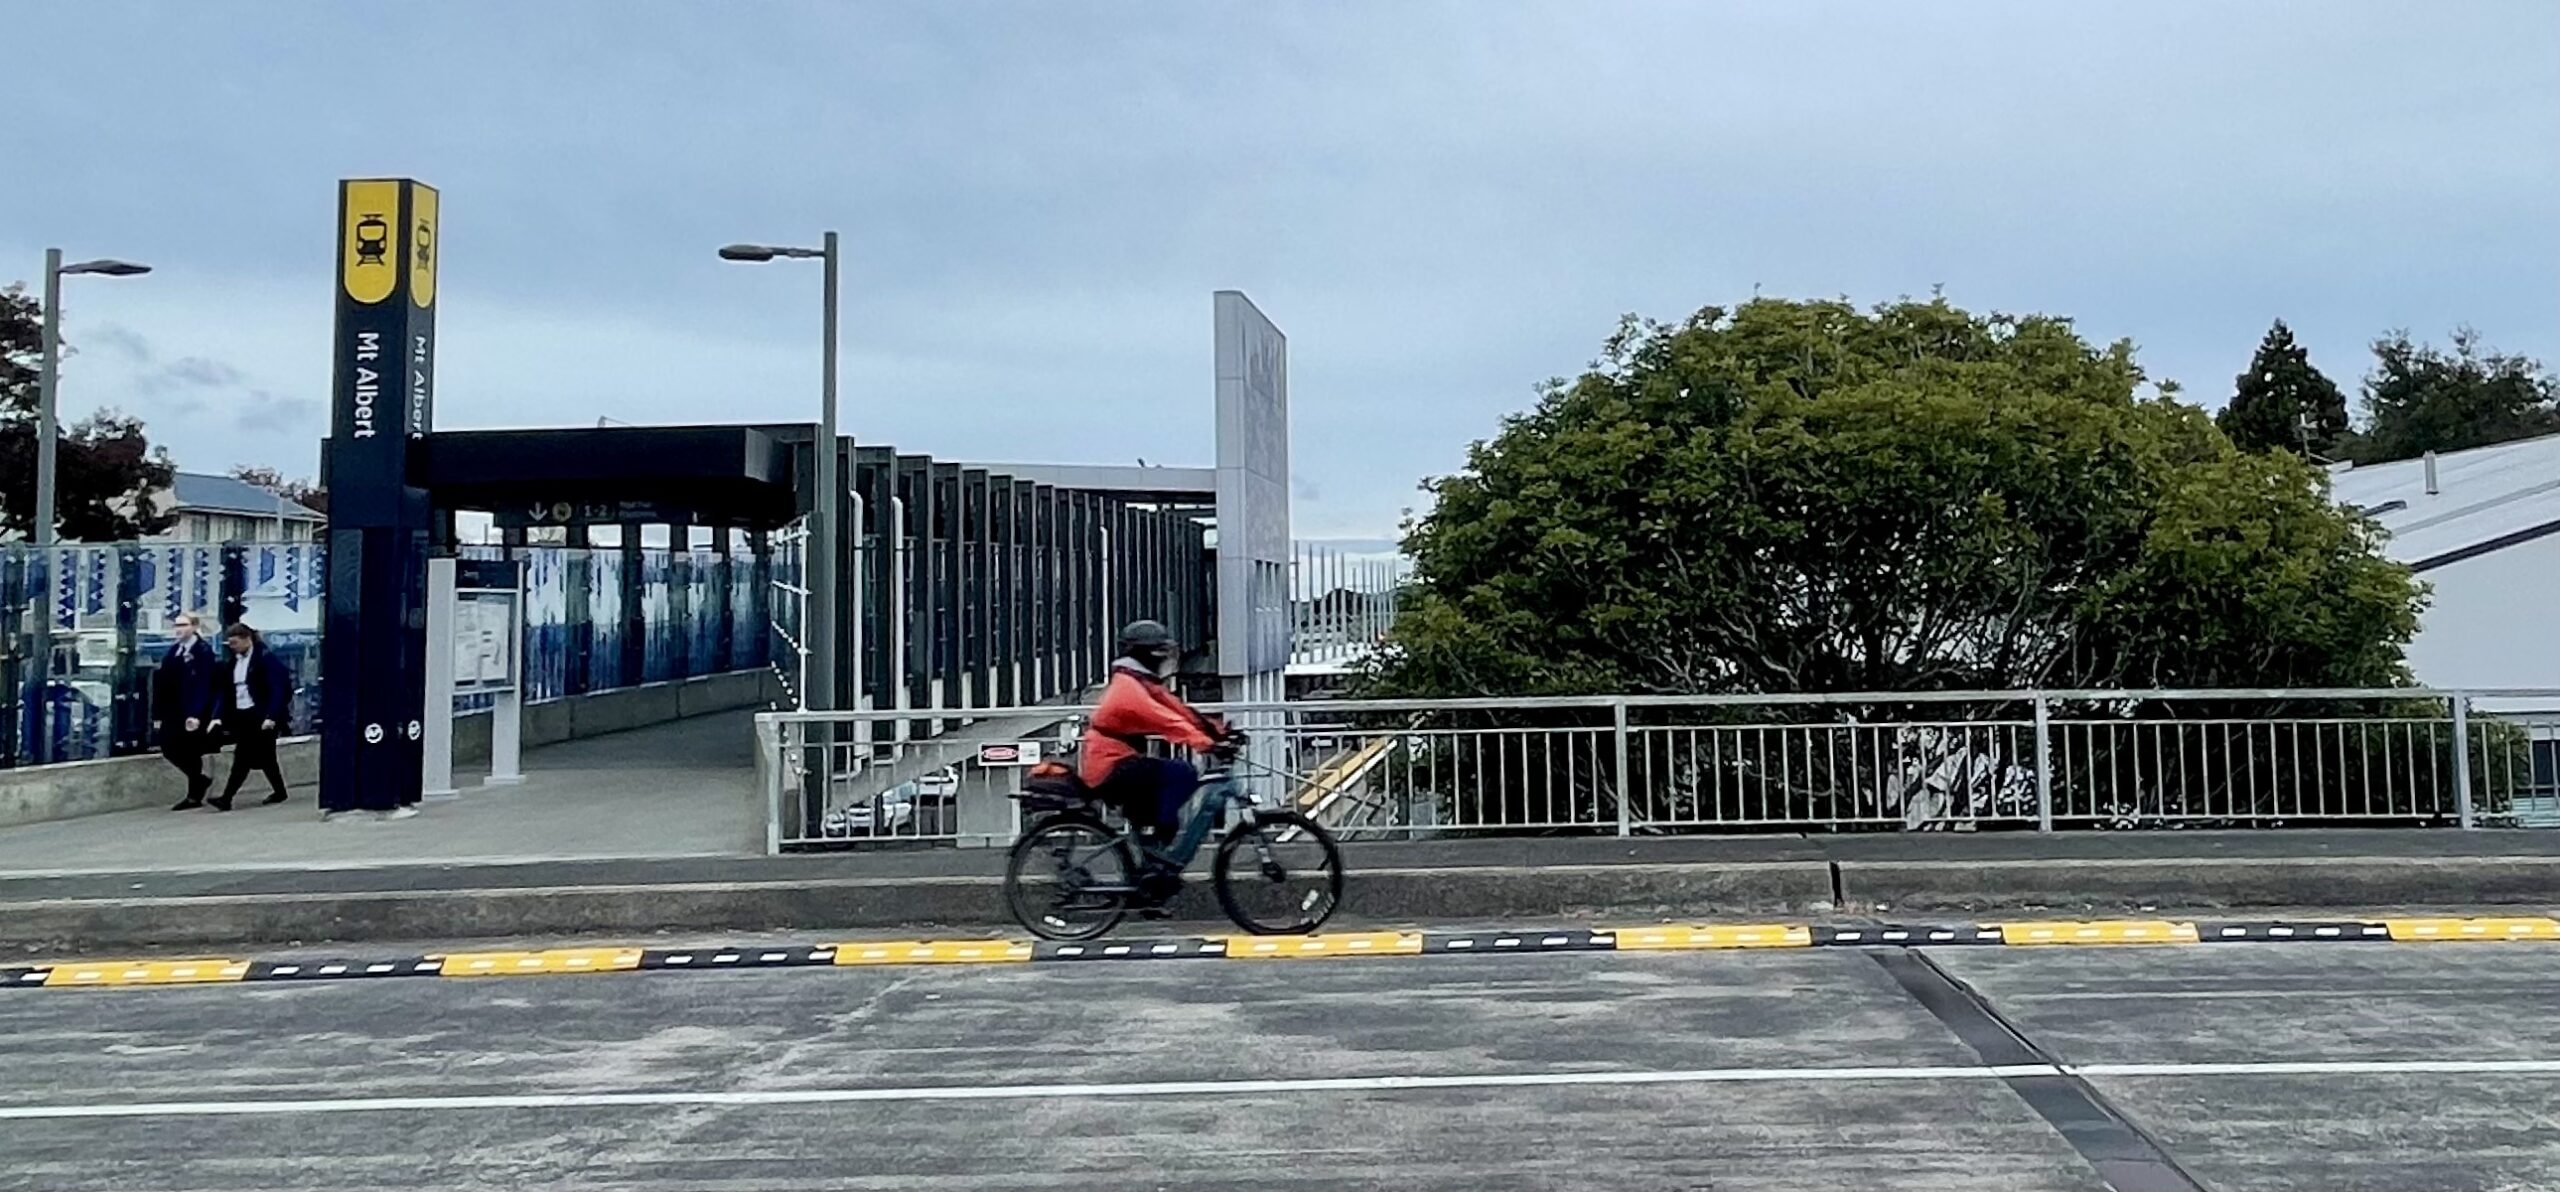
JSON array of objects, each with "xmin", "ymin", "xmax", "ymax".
[{"xmin": 5, "ymin": 541, "xmax": 778, "ymax": 768}]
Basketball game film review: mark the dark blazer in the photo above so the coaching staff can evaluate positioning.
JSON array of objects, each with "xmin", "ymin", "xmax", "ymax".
[
  {"xmin": 153, "ymin": 638, "xmax": 223, "ymax": 725},
  {"xmin": 217, "ymin": 648, "xmax": 296, "ymax": 725}
]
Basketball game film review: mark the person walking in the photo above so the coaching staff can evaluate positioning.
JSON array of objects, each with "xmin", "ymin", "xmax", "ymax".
[
  {"xmin": 154, "ymin": 612, "xmax": 223, "ymax": 810},
  {"xmin": 211, "ymin": 623, "xmax": 294, "ymax": 811}
]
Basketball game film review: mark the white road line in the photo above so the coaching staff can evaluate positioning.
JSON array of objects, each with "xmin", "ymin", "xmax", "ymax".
[
  {"xmin": 2073, "ymin": 1059, "xmax": 2560, "ymax": 1079},
  {"xmin": 0, "ymin": 1065, "xmax": 2054, "ymax": 1120},
  {"xmin": 9, "ymin": 1057, "xmax": 2560, "ymax": 1122}
]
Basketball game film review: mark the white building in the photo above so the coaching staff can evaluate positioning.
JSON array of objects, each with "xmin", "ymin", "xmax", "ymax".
[
  {"xmin": 153, "ymin": 472, "xmax": 324, "ymax": 544},
  {"xmin": 2327, "ymin": 433, "xmax": 2560, "ymax": 703}
]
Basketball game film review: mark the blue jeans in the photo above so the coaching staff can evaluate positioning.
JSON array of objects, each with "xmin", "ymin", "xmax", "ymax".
[{"xmin": 1097, "ymin": 756, "xmax": 1199, "ymax": 848}]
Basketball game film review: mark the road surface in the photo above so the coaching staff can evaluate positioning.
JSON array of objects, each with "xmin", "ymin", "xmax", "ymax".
[{"xmin": 4, "ymin": 940, "xmax": 2557, "ymax": 1189}]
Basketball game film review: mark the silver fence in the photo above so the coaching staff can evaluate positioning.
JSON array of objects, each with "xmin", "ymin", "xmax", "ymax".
[
  {"xmin": 1289, "ymin": 544, "xmax": 1405, "ymax": 670},
  {"xmin": 755, "ymin": 689, "xmax": 2560, "ymax": 851}
]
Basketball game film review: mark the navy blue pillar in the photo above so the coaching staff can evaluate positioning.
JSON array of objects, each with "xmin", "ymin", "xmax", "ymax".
[
  {"xmin": 319, "ymin": 177, "xmax": 439, "ymax": 815},
  {"xmin": 564, "ymin": 525, "xmax": 593, "ymax": 696},
  {"xmin": 620, "ymin": 525, "xmax": 645, "ymax": 686}
]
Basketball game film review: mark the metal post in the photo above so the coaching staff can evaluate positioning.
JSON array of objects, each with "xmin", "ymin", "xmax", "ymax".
[
  {"xmin": 847, "ymin": 492, "xmax": 868, "ymax": 756},
  {"xmin": 422, "ymin": 557, "xmax": 459, "ymax": 799},
  {"xmin": 33, "ymin": 250, "xmax": 62, "ymax": 550},
  {"xmin": 2032, "ymin": 694, "xmax": 2054, "ymax": 832},
  {"xmin": 490, "ymin": 573, "xmax": 525, "ymax": 788},
  {"xmin": 2451, "ymin": 694, "xmax": 2475, "ymax": 830},
  {"xmin": 806, "ymin": 231, "xmax": 841, "ymax": 714},
  {"xmin": 28, "ymin": 251, "xmax": 62, "ymax": 764},
  {"xmin": 1613, "ymin": 698, "xmax": 1632, "ymax": 836}
]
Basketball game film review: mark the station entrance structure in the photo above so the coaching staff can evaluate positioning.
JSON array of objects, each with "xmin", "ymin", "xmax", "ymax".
[{"xmin": 314, "ymin": 178, "xmax": 1266, "ymax": 816}]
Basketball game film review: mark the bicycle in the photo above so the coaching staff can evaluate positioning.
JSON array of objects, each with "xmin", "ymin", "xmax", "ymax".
[{"xmin": 1003, "ymin": 737, "xmax": 1345, "ymax": 941}]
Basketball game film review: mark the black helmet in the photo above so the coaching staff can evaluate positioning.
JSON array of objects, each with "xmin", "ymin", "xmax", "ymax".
[{"xmin": 1115, "ymin": 619, "xmax": 1175, "ymax": 667}]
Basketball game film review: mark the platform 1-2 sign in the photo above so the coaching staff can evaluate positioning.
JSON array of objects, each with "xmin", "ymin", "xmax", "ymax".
[{"xmin": 495, "ymin": 499, "xmax": 694, "ymax": 529}]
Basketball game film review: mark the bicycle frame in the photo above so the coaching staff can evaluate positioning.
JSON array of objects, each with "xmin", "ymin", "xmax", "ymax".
[{"xmin": 1139, "ymin": 764, "xmax": 1262, "ymax": 871}]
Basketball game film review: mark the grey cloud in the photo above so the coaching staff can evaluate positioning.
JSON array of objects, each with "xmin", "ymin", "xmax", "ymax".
[
  {"xmin": 131, "ymin": 353, "xmax": 251, "ymax": 408},
  {"xmin": 84, "ymin": 323, "xmax": 154, "ymax": 364},
  {"xmin": 161, "ymin": 357, "xmax": 245, "ymax": 388},
  {"xmin": 232, "ymin": 390, "xmax": 320, "ymax": 436}
]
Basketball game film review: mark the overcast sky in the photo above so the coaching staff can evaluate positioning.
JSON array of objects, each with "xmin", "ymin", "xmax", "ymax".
[{"xmin": 7, "ymin": 1, "xmax": 2554, "ymax": 539}]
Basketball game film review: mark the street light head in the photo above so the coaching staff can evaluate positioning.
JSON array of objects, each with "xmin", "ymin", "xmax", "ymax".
[
  {"xmin": 718, "ymin": 244, "xmax": 781, "ymax": 262},
  {"xmin": 62, "ymin": 259, "xmax": 151, "ymax": 277}
]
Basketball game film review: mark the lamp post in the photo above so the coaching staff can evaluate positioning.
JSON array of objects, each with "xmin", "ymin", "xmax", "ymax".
[
  {"xmin": 27, "ymin": 249, "xmax": 150, "ymax": 765},
  {"xmin": 34, "ymin": 250, "xmax": 153, "ymax": 549},
  {"xmin": 718, "ymin": 234, "xmax": 839, "ymax": 712}
]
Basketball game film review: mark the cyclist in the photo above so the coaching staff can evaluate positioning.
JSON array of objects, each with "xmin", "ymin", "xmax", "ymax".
[{"xmin": 1081, "ymin": 620, "xmax": 1226, "ymax": 896}]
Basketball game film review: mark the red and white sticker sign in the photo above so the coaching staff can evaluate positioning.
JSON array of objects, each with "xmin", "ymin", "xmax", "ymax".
[{"xmin": 977, "ymin": 741, "xmax": 1043, "ymax": 767}]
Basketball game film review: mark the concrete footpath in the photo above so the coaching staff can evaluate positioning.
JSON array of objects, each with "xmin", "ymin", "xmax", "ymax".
[
  {"xmin": 0, "ymin": 712, "xmax": 762, "ymax": 871},
  {"xmin": 5, "ymin": 829, "xmax": 2559, "ymax": 954}
]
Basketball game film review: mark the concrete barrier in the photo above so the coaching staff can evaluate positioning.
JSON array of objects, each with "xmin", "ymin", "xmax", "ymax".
[
  {"xmin": 570, "ymin": 683, "xmax": 685, "ymax": 739},
  {"xmin": 0, "ymin": 739, "xmax": 321, "ymax": 828},
  {"xmin": 0, "ymin": 861, "xmax": 1845, "ymax": 951},
  {"xmin": 1835, "ymin": 856, "xmax": 2560, "ymax": 913},
  {"xmin": 0, "ymin": 670, "xmax": 781, "ymax": 829}
]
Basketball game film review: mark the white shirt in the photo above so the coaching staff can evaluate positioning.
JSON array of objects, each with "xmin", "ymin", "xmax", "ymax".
[{"xmin": 234, "ymin": 654, "xmax": 255, "ymax": 711}]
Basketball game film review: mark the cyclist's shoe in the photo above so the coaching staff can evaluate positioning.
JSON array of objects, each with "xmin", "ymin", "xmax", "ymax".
[{"xmin": 1136, "ymin": 864, "xmax": 1184, "ymax": 908}]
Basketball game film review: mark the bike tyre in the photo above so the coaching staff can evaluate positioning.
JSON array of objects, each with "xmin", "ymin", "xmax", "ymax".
[
  {"xmin": 1005, "ymin": 814, "xmax": 1136, "ymax": 941},
  {"xmin": 1212, "ymin": 811, "xmax": 1345, "ymax": 935}
]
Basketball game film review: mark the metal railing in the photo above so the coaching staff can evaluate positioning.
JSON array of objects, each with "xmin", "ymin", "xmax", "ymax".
[
  {"xmin": 754, "ymin": 688, "xmax": 2560, "ymax": 851},
  {"xmin": 1289, "ymin": 544, "xmax": 1405, "ymax": 670}
]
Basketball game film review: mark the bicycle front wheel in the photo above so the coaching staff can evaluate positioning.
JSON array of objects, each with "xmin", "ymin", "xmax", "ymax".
[
  {"xmin": 1212, "ymin": 811, "xmax": 1345, "ymax": 935},
  {"xmin": 1005, "ymin": 816, "xmax": 1136, "ymax": 941}
]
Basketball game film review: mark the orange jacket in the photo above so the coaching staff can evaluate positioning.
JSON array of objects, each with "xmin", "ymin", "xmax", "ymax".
[{"xmin": 1080, "ymin": 663, "xmax": 1217, "ymax": 786}]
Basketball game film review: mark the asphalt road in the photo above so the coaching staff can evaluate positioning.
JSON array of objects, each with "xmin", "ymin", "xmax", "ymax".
[{"xmin": 3, "ymin": 943, "xmax": 2558, "ymax": 1190}]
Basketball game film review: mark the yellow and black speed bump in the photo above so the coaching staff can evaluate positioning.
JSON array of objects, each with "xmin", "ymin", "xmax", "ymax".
[
  {"xmin": 246, "ymin": 958, "xmax": 445, "ymax": 981},
  {"xmin": 1423, "ymin": 929, "xmax": 1617, "ymax": 954},
  {"xmin": 1037, "ymin": 938, "xmax": 1230, "ymax": 961},
  {"xmin": 1816, "ymin": 925, "xmax": 2006, "ymax": 947},
  {"xmin": 2196, "ymin": 921, "xmax": 2393, "ymax": 943},
  {"xmin": 639, "ymin": 945, "xmax": 839, "ymax": 971},
  {"xmin": 41, "ymin": 959, "xmax": 252, "ymax": 987},
  {"xmin": 11, "ymin": 915, "xmax": 2558, "ymax": 991}
]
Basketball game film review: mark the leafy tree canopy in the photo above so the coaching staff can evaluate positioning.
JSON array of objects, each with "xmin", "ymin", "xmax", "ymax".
[
  {"xmin": 2346, "ymin": 328, "xmax": 2560, "ymax": 464},
  {"xmin": 227, "ymin": 465, "xmax": 328, "ymax": 517},
  {"xmin": 1374, "ymin": 297, "xmax": 2424, "ymax": 699},
  {"xmin": 2217, "ymin": 319, "xmax": 2348, "ymax": 459}
]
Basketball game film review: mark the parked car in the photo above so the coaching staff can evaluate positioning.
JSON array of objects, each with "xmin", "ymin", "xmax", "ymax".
[{"xmin": 823, "ymin": 786, "xmax": 917, "ymax": 838}]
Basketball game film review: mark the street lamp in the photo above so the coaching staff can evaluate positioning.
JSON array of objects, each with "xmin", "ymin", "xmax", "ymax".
[
  {"xmin": 34, "ymin": 250, "xmax": 153, "ymax": 548},
  {"xmin": 720, "ymin": 233, "xmax": 839, "ymax": 712},
  {"xmin": 28, "ymin": 248, "xmax": 151, "ymax": 765}
]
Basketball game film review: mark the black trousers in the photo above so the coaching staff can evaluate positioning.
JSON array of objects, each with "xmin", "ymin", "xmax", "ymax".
[
  {"xmin": 162, "ymin": 729, "xmax": 212, "ymax": 802},
  {"xmin": 1093, "ymin": 756, "xmax": 1201, "ymax": 846},
  {"xmin": 219, "ymin": 716, "xmax": 286, "ymax": 799}
]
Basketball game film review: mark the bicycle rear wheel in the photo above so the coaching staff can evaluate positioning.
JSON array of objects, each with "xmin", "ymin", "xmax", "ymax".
[
  {"xmin": 1212, "ymin": 811, "xmax": 1345, "ymax": 935},
  {"xmin": 1005, "ymin": 816, "xmax": 1137, "ymax": 941}
]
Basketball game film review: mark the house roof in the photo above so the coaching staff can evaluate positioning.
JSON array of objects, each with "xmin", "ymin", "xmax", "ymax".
[
  {"xmin": 171, "ymin": 472, "xmax": 324, "ymax": 521},
  {"xmin": 2326, "ymin": 433, "xmax": 2560, "ymax": 571}
]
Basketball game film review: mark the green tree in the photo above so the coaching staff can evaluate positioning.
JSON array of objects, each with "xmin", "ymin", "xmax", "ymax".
[
  {"xmin": 0, "ymin": 284, "xmax": 176, "ymax": 541},
  {"xmin": 1360, "ymin": 297, "xmax": 2448, "ymax": 831},
  {"xmin": 1377, "ymin": 297, "xmax": 2422, "ymax": 699},
  {"xmin": 2347, "ymin": 329, "xmax": 2560, "ymax": 464},
  {"xmin": 2216, "ymin": 319, "xmax": 2348, "ymax": 458}
]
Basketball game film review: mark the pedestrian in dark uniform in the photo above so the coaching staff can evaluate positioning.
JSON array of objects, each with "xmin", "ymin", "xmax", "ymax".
[
  {"xmin": 155, "ymin": 612, "xmax": 223, "ymax": 810},
  {"xmin": 212, "ymin": 623, "xmax": 294, "ymax": 811}
]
